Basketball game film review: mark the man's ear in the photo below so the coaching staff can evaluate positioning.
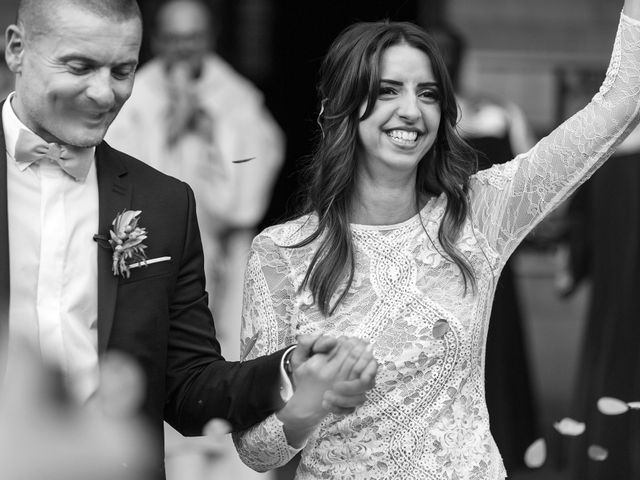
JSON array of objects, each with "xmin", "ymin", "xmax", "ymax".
[{"xmin": 5, "ymin": 25, "xmax": 25, "ymax": 74}]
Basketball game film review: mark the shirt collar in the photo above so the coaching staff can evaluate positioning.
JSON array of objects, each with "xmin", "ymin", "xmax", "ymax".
[{"xmin": 2, "ymin": 92, "xmax": 96, "ymax": 177}]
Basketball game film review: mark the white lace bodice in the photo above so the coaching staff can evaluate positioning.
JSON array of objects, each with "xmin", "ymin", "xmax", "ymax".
[{"xmin": 233, "ymin": 13, "xmax": 640, "ymax": 480}]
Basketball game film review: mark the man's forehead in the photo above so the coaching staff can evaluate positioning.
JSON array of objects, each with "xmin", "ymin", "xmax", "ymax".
[
  {"xmin": 25, "ymin": 13, "xmax": 141, "ymax": 64},
  {"xmin": 21, "ymin": 0, "xmax": 142, "ymax": 38},
  {"xmin": 34, "ymin": 8, "xmax": 140, "ymax": 40}
]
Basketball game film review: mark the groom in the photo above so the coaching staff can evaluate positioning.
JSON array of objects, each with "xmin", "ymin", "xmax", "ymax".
[{"xmin": 0, "ymin": 0, "xmax": 376, "ymax": 478}]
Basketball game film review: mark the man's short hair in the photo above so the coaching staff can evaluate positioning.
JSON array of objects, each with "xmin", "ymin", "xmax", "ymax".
[{"xmin": 17, "ymin": 0, "xmax": 142, "ymax": 33}]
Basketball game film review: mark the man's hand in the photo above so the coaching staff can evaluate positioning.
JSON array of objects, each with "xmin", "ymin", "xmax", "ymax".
[
  {"xmin": 288, "ymin": 335, "xmax": 378, "ymax": 413},
  {"xmin": 277, "ymin": 336, "xmax": 378, "ymax": 447}
]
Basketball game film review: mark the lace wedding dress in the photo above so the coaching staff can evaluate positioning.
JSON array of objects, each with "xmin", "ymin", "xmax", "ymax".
[{"xmin": 234, "ymin": 13, "xmax": 640, "ymax": 480}]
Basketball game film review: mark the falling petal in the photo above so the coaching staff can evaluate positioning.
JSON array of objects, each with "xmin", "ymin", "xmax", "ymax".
[
  {"xmin": 524, "ymin": 438, "xmax": 546, "ymax": 468},
  {"xmin": 203, "ymin": 418, "xmax": 231, "ymax": 437},
  {"xmin": 553, "ymin": 417, "xmax": 586, "ymax": 436},
  {"xmin": 627, "ymin": 401, "xmax": 640, "ymax": 410},
  {"xmin": 597, "ymin": 396, "xmax": 628, "ymax": 415},
  {"xmin": 432, "ymin": 319, "xmax": 450, "ymax": 339},
  {"xmin": 588, "ymin": 445, "xmax": 609, "ymax": 461}
]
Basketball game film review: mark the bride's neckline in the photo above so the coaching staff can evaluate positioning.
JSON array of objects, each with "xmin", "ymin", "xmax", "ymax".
[{"xmin": 350, "ymin": 195, "xmax": 438, "ymax": 231}]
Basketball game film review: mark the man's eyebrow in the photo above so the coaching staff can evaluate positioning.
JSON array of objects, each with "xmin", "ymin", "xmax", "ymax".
[
  {"xmin": 58, "ymin": 54, "xmax": 138, "ymax": 67},
  {"xmin": 58, "ymin": 54, "xmax": 95, "ymax": 63}
]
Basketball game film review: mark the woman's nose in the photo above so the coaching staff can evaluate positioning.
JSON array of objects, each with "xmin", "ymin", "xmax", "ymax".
[{"xmin": 397, "ymin": 93, "xmax": 421, "ymax": 121}]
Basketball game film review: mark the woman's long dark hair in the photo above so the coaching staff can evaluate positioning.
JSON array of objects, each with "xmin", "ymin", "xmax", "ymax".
[{"xmin": 292, "ymin": 20, "xmax": 478, "ymax": 316}]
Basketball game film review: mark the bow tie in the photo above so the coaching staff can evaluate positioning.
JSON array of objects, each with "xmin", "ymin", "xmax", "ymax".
[{"xmin": 13, "ymin": 129, "xmax": 92, "ymax": 182}]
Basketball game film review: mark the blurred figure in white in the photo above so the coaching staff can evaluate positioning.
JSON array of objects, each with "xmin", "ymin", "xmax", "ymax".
[
  {"xmin": 0, "ymin": 343, "xmax": 154, "ymax": 480},
  {"xmin": 107, "ymin": 0, "xmax": 284, "ymax": 362},
  {"xmin": 106, "ymin": 1, "xmax": 284, "ymax": 478}
]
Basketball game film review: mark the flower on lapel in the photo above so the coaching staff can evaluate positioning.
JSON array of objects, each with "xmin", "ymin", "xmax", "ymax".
[{"xmin": 108, "ymin": 210, "xmax": 148, "ymax": 278}]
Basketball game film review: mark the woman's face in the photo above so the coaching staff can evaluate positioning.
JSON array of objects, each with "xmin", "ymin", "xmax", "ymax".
[{"xmin": 357, "ymin": 43, "xmax": 441, "ymax": 179}]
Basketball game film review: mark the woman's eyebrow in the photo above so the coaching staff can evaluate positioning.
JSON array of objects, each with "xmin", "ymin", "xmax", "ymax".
[{"xmin": 380, "ymin": 79, "xmax": 439, "ymax": 88}]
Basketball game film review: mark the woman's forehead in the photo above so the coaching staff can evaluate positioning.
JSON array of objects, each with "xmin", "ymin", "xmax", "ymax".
[{"xmin": 379, "ymin": 44, "xmax": 435, "ymax": 81}]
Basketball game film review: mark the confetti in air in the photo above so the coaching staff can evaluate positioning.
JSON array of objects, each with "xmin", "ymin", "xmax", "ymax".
[
  {"xmin": 597, "ymin": 396, "xmax": 640, "ymax": 415},
  {"xmin": 524, "ymin": 396, "xmax": 638, "ymax": 468},
  {"xmin": 524, "ymin": 438, "xmax": 546, "ymax": 468},
  {"xmin": 587, "ymin": 445, "xmax": 609, "ymax": 461},
  {"xmin": 553, "ymin": 417, "xmax": 586, "ymax": 436}
]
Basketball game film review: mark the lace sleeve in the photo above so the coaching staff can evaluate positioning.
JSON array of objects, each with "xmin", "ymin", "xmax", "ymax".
[
  {"xmin": 232, "ymin": 233, "xmax": 302, "ymax": 471},
  {"xmin": 472, "ymin": 13, "xmax": 640, "ymax": 260}
]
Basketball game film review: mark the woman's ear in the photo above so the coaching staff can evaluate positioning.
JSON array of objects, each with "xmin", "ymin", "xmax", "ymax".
[{"xmin": 5, "ymin": 25, "xmax": 26, "ymax": 74}]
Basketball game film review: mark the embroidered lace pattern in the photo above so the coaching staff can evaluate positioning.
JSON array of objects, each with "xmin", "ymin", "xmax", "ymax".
[{"xmin": 233, "ymin": 14, "xmax": 640, "ymax": 480}]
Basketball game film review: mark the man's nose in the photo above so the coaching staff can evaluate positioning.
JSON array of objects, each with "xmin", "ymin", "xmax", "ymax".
[{"xmin": 85, "ymin": 70, "xmax": 115, "ymax": 108}]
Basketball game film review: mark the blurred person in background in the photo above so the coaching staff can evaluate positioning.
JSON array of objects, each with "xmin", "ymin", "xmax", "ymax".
[
  {"xmin": 562, "ymin": 123, "xmax": 640, "ymax": 479},
  {"xmin": 431, "ymin": 23, "xmax": 540, "ymax": 473},
  {"xmin": 107, "ymin": 0, "xmax": 285, "ymax": 362},
  {"xmin": 0, "ymin": 343, "xmax": 155, "ymax": 480}
]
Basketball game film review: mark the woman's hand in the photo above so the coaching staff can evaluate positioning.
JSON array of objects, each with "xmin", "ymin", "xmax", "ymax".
[{"xmin": 276, "ymin": 336, "xmax": 378, "ymax": 448}]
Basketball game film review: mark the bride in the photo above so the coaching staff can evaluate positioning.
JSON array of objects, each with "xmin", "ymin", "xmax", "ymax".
[{"xmin": 233, "ymin": 1, "xmax": 640, "ymax": 478}]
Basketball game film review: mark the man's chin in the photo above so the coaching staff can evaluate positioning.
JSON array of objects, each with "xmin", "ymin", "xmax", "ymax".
[{"xmin": 62, "ymin": 127, "xmax": 109, "ymax": 148}]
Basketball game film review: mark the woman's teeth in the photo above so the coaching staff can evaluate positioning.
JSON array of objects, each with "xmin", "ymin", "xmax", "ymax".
[{"xmin": 387, "ymin": 130, "xmax": 418, "ymax": 143}]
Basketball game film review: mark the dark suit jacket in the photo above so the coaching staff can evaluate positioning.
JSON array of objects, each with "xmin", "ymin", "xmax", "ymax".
[{"xmin": 0, "ymin": 114, "xmax": 284, "ymax": 476}]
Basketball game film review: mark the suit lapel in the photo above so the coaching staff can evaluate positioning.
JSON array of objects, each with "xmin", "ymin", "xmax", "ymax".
[
  {"xmin": 96, "ymin": 143, "xmax": 131, "ymax": 355},
  {"xmin": 0, "ymin": 103, "xmax": 9, "ymax": 359}
]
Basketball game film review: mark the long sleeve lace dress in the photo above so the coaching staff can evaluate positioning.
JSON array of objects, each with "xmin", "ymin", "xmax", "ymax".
[{"xmin": 233, "ymin": 12, "xmax": 640, "ymax": 480}]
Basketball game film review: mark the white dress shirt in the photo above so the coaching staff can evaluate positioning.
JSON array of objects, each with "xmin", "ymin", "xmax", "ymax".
[{"xmin": 4, "ymin": 94, "xmax": 100, "ymax": 402}]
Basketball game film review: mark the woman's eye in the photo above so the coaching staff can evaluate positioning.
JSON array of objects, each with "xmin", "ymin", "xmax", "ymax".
[
  {"xmin": 419, "ymin": 88, "xmax": 441, "ymax": 102},
  {"xmin": 378, "ymin": 86, "xmax": 397, "ymax": 96}
]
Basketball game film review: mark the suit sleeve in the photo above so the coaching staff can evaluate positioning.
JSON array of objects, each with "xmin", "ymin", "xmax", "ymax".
[{"xmin": 163, "ymin": 183, "xmax": 285, "ymax": 435}]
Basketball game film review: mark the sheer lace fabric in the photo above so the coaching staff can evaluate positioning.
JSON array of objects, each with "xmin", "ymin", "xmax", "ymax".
[{"xmin": 233, "ymin": 13, "xmax": 640, "ymax": 480}]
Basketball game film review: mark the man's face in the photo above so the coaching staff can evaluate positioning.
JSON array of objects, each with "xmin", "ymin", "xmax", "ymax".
[{"xmin": 6, "ymin": 4, "xmax": 141, "ymax": 147}]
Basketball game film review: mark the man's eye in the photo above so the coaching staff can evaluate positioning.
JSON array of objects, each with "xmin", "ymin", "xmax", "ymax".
[
  {"xmin": 112, "ymin": 69, "xmax": 135, "ymax": 80},
  {"xmin": 68, "ymin": 63, "xmax": 90, "ymax": 75}
]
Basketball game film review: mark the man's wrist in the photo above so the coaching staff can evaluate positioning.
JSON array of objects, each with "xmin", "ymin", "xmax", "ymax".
[
  {"xmin": 279, "ymin": 345, "xmax": 297, "ymax": 402},
  {"xmin": 283, "ymin": 347, "xmax": 295, "ymax": 377}
]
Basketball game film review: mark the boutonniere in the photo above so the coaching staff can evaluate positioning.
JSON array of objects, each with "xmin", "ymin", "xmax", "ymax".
[{"xmin": 94, "ymin": 210, "xmax": 148, "ymax": 278}]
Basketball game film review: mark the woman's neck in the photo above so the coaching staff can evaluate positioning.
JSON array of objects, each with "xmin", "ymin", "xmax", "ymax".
[{"xmin": 351, "ymin": 176, "xmax": 421, "ymax": 225}]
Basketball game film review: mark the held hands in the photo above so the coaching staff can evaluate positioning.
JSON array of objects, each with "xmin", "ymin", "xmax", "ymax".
[{"xmin": 277, "ymin": 334, "xmax": 378, "ymax": 447}]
